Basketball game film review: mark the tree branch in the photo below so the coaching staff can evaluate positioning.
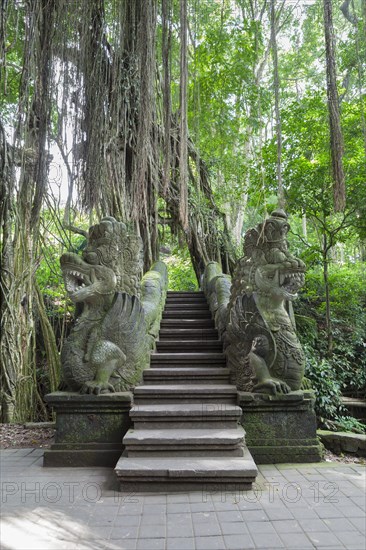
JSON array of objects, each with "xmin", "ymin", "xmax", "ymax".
[{"xmin": 340, "ymin": 0, "xmax": 358, "ymax": 25}]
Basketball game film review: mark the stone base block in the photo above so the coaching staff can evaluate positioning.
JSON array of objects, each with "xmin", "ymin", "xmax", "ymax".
[
  {"xmin": 238, "ymin": 390, "xmax": 323, "ymax": 464},
  {"xmin": 318, "ymin": 430, "xmax": 366, "ymax": 457},
  {"xmin": 43, "ymin": 392, "xmax": 132, "ymax": 467}
]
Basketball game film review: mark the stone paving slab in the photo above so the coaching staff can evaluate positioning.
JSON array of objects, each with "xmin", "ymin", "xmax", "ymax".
[{"xmin": 0, "ymin": 448, "xmax": 365, "ymax": 549}]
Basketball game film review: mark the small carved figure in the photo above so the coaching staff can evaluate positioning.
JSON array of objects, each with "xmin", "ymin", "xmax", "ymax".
[{"xmin": 226, "ymin": 210, "xmax": 306, "ymax": 395}]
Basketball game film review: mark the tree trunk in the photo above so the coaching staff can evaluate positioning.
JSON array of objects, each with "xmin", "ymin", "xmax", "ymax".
[
  {"xmin": 179, "ymin": 0, "xmax": 189, "ymax": 231},
  {"xmin": 322, "ymin": 234, "xmax": 333, "ymax": 356},
  {"xmin": 0, "ymin": 0, "xmax": 58, "ymax": 422},
  {"xmin": 270, "ymin": 0, "xmax": 284, "ymax": 209},
  {"xmin": 302, "ymin": 213, "xmax": 308, "ymax": 239},
  {"xmin": 359, "ymin": 242, "xmax": 366, "ymax": 262},
  {"xmin": 323, "ymin": 0, "xmax": 346, "ymax": 212}
]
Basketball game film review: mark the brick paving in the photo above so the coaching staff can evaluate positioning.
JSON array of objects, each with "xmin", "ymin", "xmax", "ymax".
[{"xmin": 0, "ymin": 448, "xmax": 365, "ymax": 549}]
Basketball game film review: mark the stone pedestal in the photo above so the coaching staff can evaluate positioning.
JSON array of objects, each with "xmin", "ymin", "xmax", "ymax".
[
  {"xmin": 43, "ymin": 392, "xmax": 132, "ymax": 467},
  {"xmin": 238, "ymin": 390, "xmax": 323, "ymax": 464}
]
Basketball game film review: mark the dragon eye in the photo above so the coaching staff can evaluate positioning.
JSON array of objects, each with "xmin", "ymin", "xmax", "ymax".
[{"xmin": 84, "ymin": 252, "xmax": 99, "ymax": 264}]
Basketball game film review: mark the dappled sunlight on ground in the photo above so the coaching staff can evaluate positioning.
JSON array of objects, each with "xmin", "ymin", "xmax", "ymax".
[{"xmin": 1, "ymin": 507, "xmax": 131, "ymax": 550}]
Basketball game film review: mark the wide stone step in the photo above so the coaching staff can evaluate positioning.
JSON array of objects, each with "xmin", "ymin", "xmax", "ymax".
[
  {"xmin": 143, "ymin": 367, "xmax": 230, "ymax": 384},
  {"xmin": 115, "ymin": 456, "xmax": 257, "ymax": 491},
  {"xmin": 156, "ymin": 340, "xmax": 223, "ymax": 353},
  {"xmin": 160, "ymin": 319, "xmax": 215, "ymax": 329},
  {"xmin": 150, "ymin": 352, "xmax": 226, "ymax": 367},
  {"xmin": 123, "ymin": 427, "xmax": 246, "ymax": 456},
  {"xmin": 163, "ymin": 310, "xmax": 212, "ymax": 319},
  {"xmin": 159, "ymin": 328, "xmax": 218, "ymax": 340},
  {"xmin": 133, "ymin": 384, "xmax": 237, "ymax": 404},
  {"xmin": 129, "ymin": 403, "xmax": 242, "ymax": 429}
]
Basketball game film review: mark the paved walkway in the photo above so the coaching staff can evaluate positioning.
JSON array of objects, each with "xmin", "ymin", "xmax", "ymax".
[{"xmin": 0, "ymin": 448, "xmax": 365, "ymax": 550}]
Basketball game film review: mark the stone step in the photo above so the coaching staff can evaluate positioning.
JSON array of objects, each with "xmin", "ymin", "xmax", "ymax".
[
  {"xmin": 164, "ymin": 303, "xmax": 210, "ymax": 310},
  {"xmin": 162, "ymin": 310, "xmax": 212, "ymax": 319},
  {"xmin": 113, "ymin": 288, "xmax": 259, "ymax": 492},
  {"xmin": 167, "ymin": 291, "xmax": 205, "ymax": 297},
  {"xmin": 160, "ymin": 319, "xmax": 215, "ymax": 329},
  {"xmin": 143, "ymin": 367, "xmax": 230, "ymax": 384},
  {"xmin": 133, "ymin": 384, "xmax": 237, "ymax": 404},
  {"xmin": 129, "ymin": 403, "xmax": 242, "ymax": 429},
  {"xmin": 166, "ymin": 297, "xmax": 207, "ymax": 304},
  {"xmin": 150, "ymin": 352, "xmax": 226, "ymax": 367},
  {"xmin": 159, "ymin": 328, "xmax": 218, "ymax": 340},
  {"xmin": 156, "ymin": 340, "xmax": 223, "ymax": 353},
  {"xmin": 115, "ymin": 456, "xmax": 257, "ymax": 491},
  {"xmin": 123, "ymin": 427, "xmax": 246, "ymax": 457}
]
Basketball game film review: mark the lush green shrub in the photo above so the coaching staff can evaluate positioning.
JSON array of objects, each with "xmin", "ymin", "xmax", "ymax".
[
  {"xmin": 303, "ymin": 348, "xmax": 341, "ymax": 418},
  {"xmin": 296, "ymin": 263, "xmax": 366, "ymax": 432}
]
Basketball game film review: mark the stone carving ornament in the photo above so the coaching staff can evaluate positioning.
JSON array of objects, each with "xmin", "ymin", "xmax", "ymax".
[
  {"xmin": 60, "ymin": 217, "xmax": 149, "ymax": 394},
  {"xmin": 82, "ymin": 216, "xmax": 143, "ymax": 296},
  {"xmin": 226, "ymin": 210, "xmax": 306, "ymax": 395}
]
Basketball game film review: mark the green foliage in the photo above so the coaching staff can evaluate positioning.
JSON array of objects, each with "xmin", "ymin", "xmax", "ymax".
[
  {"xmin": 187, "ymin": 2, "xmax": 262, "ymax": 210},
  {"xmin": 294, "ymin": 314, "xmax": 318, "ymax": 348},
  {"xmin": 297, "ymin": 264, "xmax": 366, "ymax": 431},
  {"xmin": 332, "ymin": 416, "xmax": 365, "ymax": 435},
  {"xmin": 165, "ymin": 247, "xmax": 199, "ymax": 291},
  {"xmin": 304, "ymin": 350, "xmax": 344, "ymax": 424},
  {"xmin": 35, "ymin": 212, "xmax": 89, "ymax": 348},
  {"xmin": 304, "ymin": 353, "xmax": 365, "ymax": 434},
  {"xmin": 303, "ymin": 264, "xmax": 366, "ymax": 337},
  {"xmin": 0, "ymin": 4, "xmax": 26, "ymax": 122}
]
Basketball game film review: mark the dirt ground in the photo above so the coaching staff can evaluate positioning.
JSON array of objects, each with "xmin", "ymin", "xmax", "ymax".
[{"xmin": 0, "ymin": 423, "xmax": 55, "ymax": 449}]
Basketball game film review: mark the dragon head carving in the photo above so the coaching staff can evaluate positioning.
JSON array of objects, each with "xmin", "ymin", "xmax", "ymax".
[
  {"xmin": 227, "ymin": 210, "xmax": 306, "ymax": 393},
  {"xmin": 254, "ymin": 263, "xmax": 305, "ymax": 302},
  {"xmin": 60, "ymin": 216, "xmax": 144, "ymax": 306},
  {"xmin": 82, "ymin": 216, "xmax": 143, "ymax": 296},
  {"xmin": 60, "ymin": 252, "xmax": 116, "ymax": 304},
  {"xmin": 236, "ymin": 209, "xmax": 306, "ymax": 303}
]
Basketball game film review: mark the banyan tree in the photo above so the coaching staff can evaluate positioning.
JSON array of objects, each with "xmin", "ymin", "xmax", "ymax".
[{"xmin": 0, "ymin": 0, "xmax": 236, "ymax": 421}]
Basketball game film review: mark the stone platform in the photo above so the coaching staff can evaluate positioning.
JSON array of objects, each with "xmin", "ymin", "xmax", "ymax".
[
  {"xmin": 238, "ymin": 390, "xmax": 323, "ymax": 464},
  {"xmin": 43, "ymin": 392, "xmax": 132, "ymax": 467}
]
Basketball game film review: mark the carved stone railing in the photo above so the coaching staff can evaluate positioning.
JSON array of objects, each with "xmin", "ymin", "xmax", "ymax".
[
  {"xmin": 202, "ymin": 211, "xmax": 322, "ymax": 464},
  {"xmin": 202, "ymin": 261, "xmax": 231, "ymax": 339},
  {"xmin": 203, "ymin": 210, "xmax": 307, "ymax": 396},
  {"xmin": 44, "ymin": 217, "xmax": 168, "ymax": 467},
  {"xmin": 58, "ymin": 217, "xmax": 168, "ymax": 395},
  {"xmin": 141, "ymin": 260, "xmax": 168, "ymax": 344}
]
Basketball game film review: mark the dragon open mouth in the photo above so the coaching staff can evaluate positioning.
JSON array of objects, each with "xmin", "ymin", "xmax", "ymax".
[
  {"xmin": 63, "ymin": 269, "xmax": 91, "ymax": 294},
  {"xmin": 280, "ymin": 271, "xmax": 305, "ymax": 297}
]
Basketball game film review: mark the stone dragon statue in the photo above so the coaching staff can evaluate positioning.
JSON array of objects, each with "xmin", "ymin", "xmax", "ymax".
[
  {"xmin": 60, "ymin": 217, "xmax": 166, "ymax": 395},
  {"xmin": 226, "ymin": 209, "xmax": 306, "ymax": 395}
]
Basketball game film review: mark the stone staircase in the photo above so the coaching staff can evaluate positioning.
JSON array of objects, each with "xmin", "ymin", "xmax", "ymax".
[{"xmin": 115, "ymin": 291, "xmax": 257, "ymax": 491}]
